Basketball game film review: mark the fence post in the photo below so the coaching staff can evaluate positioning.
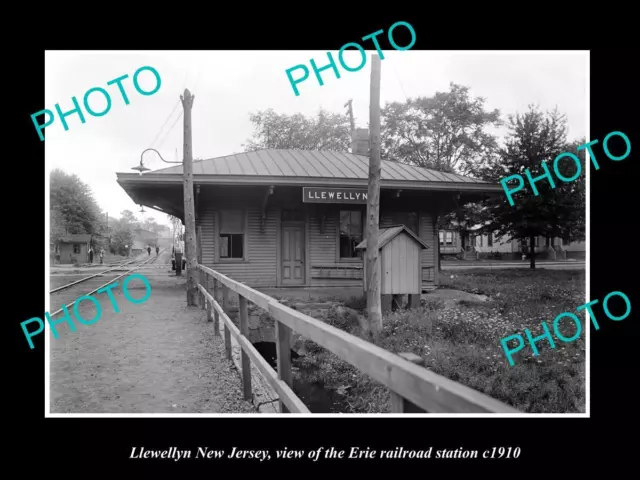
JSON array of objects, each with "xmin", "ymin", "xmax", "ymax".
[
  {"xmin": 390, "ymin": 352, "xmax": 427, "ymax": 413},
  {"xmin": 200, "ymin": 269, "xmax": 206, "ymax": 309},
  {"xmin": 275, "ymin": 319, "xmax": 293, "ymax": 413},
  {"xmin": 239, "ymin": 295, "xmax": 252, "ymax": 401},
  {"xmin": 212, "ymin": 278, "xmax": 220, "ymax": 336},
  {"xmin": 205, "ymin": 272, "xmax": 213, "ymax": 323},
  {"xmin": 222, "ymin": 284, "xmax": 231, "ymax": 360}
]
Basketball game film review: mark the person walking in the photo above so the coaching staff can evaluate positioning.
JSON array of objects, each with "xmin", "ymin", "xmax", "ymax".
[
  {"xmin": 156, "ymin": 246, "xmax": 159, "ymax": 256},
  {"xmin": 174, "ymin": 241, "xmax": 183, "ymax": 276},
  {"xmin": 99, "ymin": 248, "xmax": 104, "ymax": 265},
  {"xmin": 89, "ymin": 247, "xmax": 94, "ymax": 264},
  {"xmin": 147, "ymin": 246, "xmax": 151, "ymax": 256}
]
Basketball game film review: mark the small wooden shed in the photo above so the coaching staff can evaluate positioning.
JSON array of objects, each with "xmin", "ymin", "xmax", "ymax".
[
  {"xmin": 56, "ymin": 234, "xmax": 92, "ymax": 264},
  {"xmin": 355, "ymin": 225, "xmax": 429, "ymax": 298}
]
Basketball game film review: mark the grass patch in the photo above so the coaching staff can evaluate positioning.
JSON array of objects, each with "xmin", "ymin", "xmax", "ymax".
[{"xmin": 295, "ymin": 268, "xmax": 586, "ymax": 413}]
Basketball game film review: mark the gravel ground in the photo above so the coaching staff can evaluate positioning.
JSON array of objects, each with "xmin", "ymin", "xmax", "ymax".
[{"xmin": 50, "ymin": 272, "xmax": 256, "ymax": 414}]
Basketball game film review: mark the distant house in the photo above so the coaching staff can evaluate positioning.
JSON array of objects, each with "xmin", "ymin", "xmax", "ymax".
[
  {"xmin": 55, "ymin": 234, "xmax": 92, "ymax": 264},
  {"xmin": 438, "ymin": 225, "xmax": 585, "ymax": 260},
  {"xmin": 131, "ymin": 228, "xmax": 159, "ymax": 255}
]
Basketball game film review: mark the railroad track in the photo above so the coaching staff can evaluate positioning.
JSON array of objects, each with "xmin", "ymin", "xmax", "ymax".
[{"xmin": 49, "ymin": 249, "xmax": 165, "ymax": 317}]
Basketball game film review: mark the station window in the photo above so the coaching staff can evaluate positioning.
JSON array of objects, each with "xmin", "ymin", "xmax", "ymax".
[
  {"xmin": 439, "ymin": 231, "xmax": 444, "ymax": 245},
  {"xmin": 339, "ymin": 210, "xmax": 363, "ymax": 259},
  {"xmin": 73, "ymin": 244, "xmax": 81, "ymax": 254},
  {"xmin": 445, "ymin": 231, "xmax": 453, "ymax": 245},
  {"xmin": 219, "ymin": 209, "xmax": 244, "ymax": 259},
  {"xmin": 487, "ymin": 234, "xmax": 493, "ymax": 247}
]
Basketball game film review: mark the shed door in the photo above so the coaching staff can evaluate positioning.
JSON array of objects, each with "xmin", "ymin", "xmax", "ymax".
[{"xmin": 282, "ymin": 226, "xmax": 305, "ymax": 285}]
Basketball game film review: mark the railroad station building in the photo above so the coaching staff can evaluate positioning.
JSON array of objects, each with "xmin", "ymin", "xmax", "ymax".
[{"xmin": 116, "ymin": 130, "xmax": 501, "ymax": 291}]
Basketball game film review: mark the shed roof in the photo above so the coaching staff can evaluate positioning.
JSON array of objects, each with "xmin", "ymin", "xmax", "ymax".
[
  {"xmin": 117, "ymin": 149, "xmax": 501, "ymax": 193},
  {"xmin": 355, "ymin": 225, "xmax": 430, "ymax": 251},
  {"xmin": 58, "ymin": 234, "xmax": 92, "ymax": 244}
]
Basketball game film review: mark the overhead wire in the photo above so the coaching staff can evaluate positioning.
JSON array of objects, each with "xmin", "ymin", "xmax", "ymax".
[
  {"xmin": 149, "ymin": 98, "xmax": 181, "ymax": 149},
  {"xmin": 155, "ymin": 67, "xmax": 194, "ymax": 153},
  {"xmin": 156, "ymin": 110, "xmax": 183, "ymax": 149}
]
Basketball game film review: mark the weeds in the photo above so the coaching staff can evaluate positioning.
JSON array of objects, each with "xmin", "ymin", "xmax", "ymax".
[{"xmin": 298, "ymin": 268, "xmax": 586, "ymax": 414}]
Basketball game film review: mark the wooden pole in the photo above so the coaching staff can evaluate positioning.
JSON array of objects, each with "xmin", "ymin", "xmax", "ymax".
[
  {"xmin": 365, "ymin": 55, "xmax": 383, "ymax": 335},
  {"xmin": 181, "ymin": 88, "xmax": 198, "ymax": 306}
]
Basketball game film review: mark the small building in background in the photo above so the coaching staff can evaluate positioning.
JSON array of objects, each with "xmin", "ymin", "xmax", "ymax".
[
  {"xmin": 131, "ymin": 227, "xmax": 159, "ymax": 255},
  {"xmin": 55, "ymin": 234, "xmax": 92, "ymax": 264},
  {"xmin": 438, "ymin": 227, "xmax": 585, "ymax": 261}
]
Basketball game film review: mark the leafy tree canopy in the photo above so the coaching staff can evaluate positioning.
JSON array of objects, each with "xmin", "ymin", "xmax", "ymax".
[
  {"xmin": 381, "ymin": 83, "xmax": 502, "ymax": 175},
  {"xmin": 50, "ymin": 168, "xmax": 103, "ymax": 244},
  {"xmin": 243, "ymin": 108, "xmax": 352, "ymax": 152},
  {"xmin": 482, "ymin": 105, "xmax": 584, "ymax": 267}
]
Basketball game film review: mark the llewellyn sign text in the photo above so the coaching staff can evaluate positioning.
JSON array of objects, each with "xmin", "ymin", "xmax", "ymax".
[{"xmin": 303, "ymin": 187, "xmax": 368, "ymax": 204}]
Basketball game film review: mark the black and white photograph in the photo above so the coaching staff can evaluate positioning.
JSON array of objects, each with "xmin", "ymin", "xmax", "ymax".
[{"xmin": 44, "ymin": 49, "xmax": 588, "ymax": 416}]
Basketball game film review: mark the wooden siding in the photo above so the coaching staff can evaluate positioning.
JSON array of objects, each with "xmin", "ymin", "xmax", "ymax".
[
  {"xmin": 380, "ymin": 235, "xmax": 422, "ymax": 294},
  {"xmin": 195, "ymin": 188, "xmax": 437, "ymax": 289},
  {"xmin": 197, "ymin": 195, "xmax": 278, "ymax": 288},
  {"xmin": 308, "ymin": 210, "xmax": 362, "ymax": 286}
]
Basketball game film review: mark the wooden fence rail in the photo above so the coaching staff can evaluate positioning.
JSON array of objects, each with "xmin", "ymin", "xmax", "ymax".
[{"xmin": 196, "ymin": 264, "xmax": 521, "ymax": 414}]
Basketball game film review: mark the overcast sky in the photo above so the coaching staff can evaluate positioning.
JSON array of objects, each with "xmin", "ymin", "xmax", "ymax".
[{"xmin": 45, "ymin": 50, "xmax": 588, "ymax": 227}]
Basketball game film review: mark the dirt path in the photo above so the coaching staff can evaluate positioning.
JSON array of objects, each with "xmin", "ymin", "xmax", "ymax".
[{"xmin": 49, "ymin": 271, "xmax": 255, "ymax": 413}]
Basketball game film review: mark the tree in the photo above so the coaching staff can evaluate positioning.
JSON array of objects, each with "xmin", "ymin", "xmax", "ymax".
[
  {"xmin": 50, "ymin": 169, "xmax": 103, "ymax": 245},
  {"xmin": 110, "ymin": 228, "xmax": 133, "ymax": 256},
  {"xmin": 243, "ymin": 108, "xmax": 352, "ymax": 151},
  {"xmin": 380, "ymin": 83, "xmax": 502, "ymax": 175},
  {"xmin": 553, "ymin": 137, "xmax": 586, "ymax": 243},
  {"xmin": 167, "ymin": 214, "xmax": 183, "ymax": 244},
  {"xmin": 484, "ymin": 105, "xmax": 580, "ymax": 269},
  {"xmin": 141, "ymin": 217, "xmax": 164, "ymax": 235},
  {"xmin": 119, "ymin": 209, "xmax": 140, "ymax": 228},
  {"xmin": 107, "ymin": 210, "xmax": 141, "ymax": 255}
]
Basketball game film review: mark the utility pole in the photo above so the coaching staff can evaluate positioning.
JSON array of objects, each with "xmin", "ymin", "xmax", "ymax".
[
  {"xmin": 344, "ymin": 99, "xmax": 355, "ymax": 152},
  {"xmin": 181, "ymin": 88, "xmax": 198, "ymax": 306},
  {"xmin": 365, "ymin": 55, "xmax": 383, "ymax": 335}
]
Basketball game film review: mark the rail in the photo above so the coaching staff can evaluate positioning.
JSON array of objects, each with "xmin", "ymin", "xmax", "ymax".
[
  {"xmin": 196, "ymin": 264, "xmax": 521, "ymax": 414},
  {"xmin": 49, "ymin": 251, "xmax": 163, "ymax": 317}
]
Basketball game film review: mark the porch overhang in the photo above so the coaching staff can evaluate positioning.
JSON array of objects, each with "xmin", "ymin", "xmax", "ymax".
[{"xmin": 116, "ymin": 172, "xmax": 503, "ymax": 219}]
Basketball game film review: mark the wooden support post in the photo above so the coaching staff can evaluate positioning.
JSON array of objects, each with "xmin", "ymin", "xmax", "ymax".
[
  {"xmin": 408, "ymin": 294, "xmax": 421, "ymax": 310},
  {"xmin": 204, "ymin": 272, "xmax": 213, "ymax": 323},
  {"xmin": 275, "ymin": 319, "xmax": 293, "ymax": 413},
  {"xmin": 381, "ymin": 294, "xmax": 392, "ymax": 313},
  {"xmin": 365, "ymin": 53, "xmax": 383, "ymax": 335},
  {"xmin": 181, "ymin": 88, "xmax": 199, "ymax": 306},
  {"xmin": 222, "ymin": 283, "xmax": 230, "ymax": 312},
  {"xmin": 197, "ymin": 269, "xmax": 203, "ymax": 308},
  {"xmin": 390, "ymin": 353, "xmax": 427, "ymax": 413},
  {"xmin": 222, "ymin": 284, "xmax": 231, "ymax": 360},
  {"xmin": 212, "ymin": 278, "xmax": 220, "ymax": 336},
  {"xmin": 238, "ymin": 295, "xmax": 252, "ymax": 401}
]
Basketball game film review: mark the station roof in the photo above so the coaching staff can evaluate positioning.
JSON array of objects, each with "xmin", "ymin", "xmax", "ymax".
[
  {"xmin": 57, "ymin": 234, "xmax": 92, "ymax": 244},
  {"xmin": 117, "ymin": 149, "xmax": 501, "ymax": 193}
]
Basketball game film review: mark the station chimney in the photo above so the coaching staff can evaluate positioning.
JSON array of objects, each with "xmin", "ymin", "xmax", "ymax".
[{"xmin": 351, "ymin": 127, "xmax": 370, "ymax": 156}]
